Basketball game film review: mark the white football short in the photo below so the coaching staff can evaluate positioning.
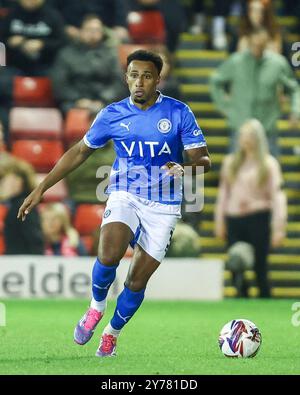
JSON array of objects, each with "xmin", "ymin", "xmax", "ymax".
[{"xmin": 101, "ymin": 191, "xmax": 181, "ymax": 262}]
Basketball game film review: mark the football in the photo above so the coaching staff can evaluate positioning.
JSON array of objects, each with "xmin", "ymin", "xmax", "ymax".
[{"xmin": 218, "ymin": 319, "xmax": 262, "ymax": 358}]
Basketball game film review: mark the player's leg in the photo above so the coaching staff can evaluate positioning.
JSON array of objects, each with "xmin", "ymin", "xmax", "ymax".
[
  {"xmin": 74, "ymin": 192, "xmax": 140, "ymax": 345},
  {"xmin": 96, "ymin": 199, "xmax": 179, "ymax": 357},
  {"xmin": 96, "ymin": 244, "xmax": 160, "ymax": 357},
  {"xmin": 74, "ymin": 222, "xmax": 133, "ymax": 345}
]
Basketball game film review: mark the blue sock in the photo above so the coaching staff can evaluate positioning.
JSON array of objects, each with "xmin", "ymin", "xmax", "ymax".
[
  {"xmin": 92, "ymin": 258, "xmax": 118, "ymax": 302},
  {"xmin": 110, "ymin": 285, "xmax": 145, "ymax": 330}
]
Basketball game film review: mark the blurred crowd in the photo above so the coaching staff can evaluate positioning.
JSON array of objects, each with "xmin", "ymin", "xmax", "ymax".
[{"xmin": 0, "ymin": 0, "xmax": 299, "ymax": 297}]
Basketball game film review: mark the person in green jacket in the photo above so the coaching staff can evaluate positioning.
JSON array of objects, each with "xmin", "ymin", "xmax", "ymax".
[{"xmin": 210, "ymin": 28, "xmax": 300, "ymax": 156}]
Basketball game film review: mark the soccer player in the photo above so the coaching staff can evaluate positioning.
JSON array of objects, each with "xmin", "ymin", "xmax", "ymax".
[{"xmin": 18, "ymin": 50, "xmax": 211, "ymax": 357}]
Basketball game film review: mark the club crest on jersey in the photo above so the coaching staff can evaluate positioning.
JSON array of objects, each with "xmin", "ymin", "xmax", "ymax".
[
  {"xmin": 157, "ymin": 119, "xmax": 172, "ymax": 134},
  {"xmin": 103, "ymin": 209, "xmax": 111, "ymax": 218}
]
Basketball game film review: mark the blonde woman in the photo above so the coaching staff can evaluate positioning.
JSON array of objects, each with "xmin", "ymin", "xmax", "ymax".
[
  {"xmin": 215, "ymin": 119, "xmax": 287, "ymax": 298},
  {"xmin": 41, "ymin": 203, "xmax": 87, "ymax": 256},
  {"xmin": 0, "ymin": 158, "xmax": 44, "ymax": 254}
]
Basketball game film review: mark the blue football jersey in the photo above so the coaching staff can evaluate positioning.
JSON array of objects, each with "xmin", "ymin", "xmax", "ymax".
[{"xmin": 83, "ymin": 92, "xmax": 206, "ymax": 204}]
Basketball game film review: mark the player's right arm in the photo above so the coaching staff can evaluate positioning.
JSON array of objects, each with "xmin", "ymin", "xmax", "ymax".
[{"xmin": 17, "ymin": 139, "xmax": 95, "ymax": 221}]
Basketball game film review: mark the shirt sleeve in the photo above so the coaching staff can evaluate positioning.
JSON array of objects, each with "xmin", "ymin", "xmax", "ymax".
[
  {"xmin": 180, "ymin": 105, "xmax": 207, "ymax": 150},
  {"xmin": 83, "ymin": 107, "xmax": 112, "ymax": 149}
]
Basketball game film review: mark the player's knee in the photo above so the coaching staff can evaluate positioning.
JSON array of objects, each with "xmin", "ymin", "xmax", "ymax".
[
  {"xmin": 125, "ymin": 278, "xmax": 146, "ymax": 292},
  {"xmin": 98, "ymin": 252, "xmax": 122, "ymax": 266}
]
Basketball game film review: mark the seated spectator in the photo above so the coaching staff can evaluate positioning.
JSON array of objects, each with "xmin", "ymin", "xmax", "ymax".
[
  {"xmin": 0, "ymin": 120, "xmax": 7, "ymax": 152},
  {"xmin": 0, "ymin": 0, "xmax": 65, "ymax": 75},
  {"xmin": 154, "ymin": 45, "xmax": 181, "ymax": 100},
  {"xmin": 0, "ymin": 66, "xmax": 16, "ymax": 146},
  {"xmin": 41, "ymin": 203, "xmax": 87, "ymax": 257},
  {"xmin": 214, "ymin": 119, "xmax": 287, "ymax": 298},
  {"xmin": 49, "ymin": 0, "xmax": 129, "ymax": 43},
  {"xmin": 0, "ymin": 157, "xmax": 44, "ymax": 254},
  {"xmin": 237, "ymin": 0, "xmax": 282, "ymax": 54},
  {"xmin": 51, "ymin": 14, "xmax": 126, "ymax": 115}
]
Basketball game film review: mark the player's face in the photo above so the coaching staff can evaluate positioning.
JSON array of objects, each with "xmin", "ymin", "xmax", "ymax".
[{"xmin": 126, "ymin": 60, "xmax": 160, "ymax": 105}]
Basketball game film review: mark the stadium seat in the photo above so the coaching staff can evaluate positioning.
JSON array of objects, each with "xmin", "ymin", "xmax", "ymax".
[
  {"xmin": 0, "ymin": 204, "xmax": 8, "ymax": 233},
  {"xmin": 0, "ymin": 7, "xmax": 9, "ymax": 18},
  {"xmin": 13, "ymin": 77, "xmax": 54, "ymax": 107},
  {"xmin": 118, "ymin": 44, "xmax": 154, "ymax": 70},
  {"xmin": 0, "ymin": 235, "xmax": 5, "ymax": 255},
  {"xmin": 81, "ymin": 235, "xmax": 94, "ymax": 255},
  {"xmin": 12, "ymin": 140, "xmax": 64, "ymax": 172},
  {"xmin": 37, "ymin": 174, "xmax": 68, "ymax": 202},
  {"xmin": 127, "ymin": 10, "xmax": 166, "ymax": 44},
  {"xmin": 10, "ymin": 107, "xmax": 63, "ymax": 140},
  {"xmin": 73, "ymin": 204, "xmax": 105, "ymax": 235},
  {"xmin": 64, "ymin": 108, "xmax": 91, "ymax": 144}
]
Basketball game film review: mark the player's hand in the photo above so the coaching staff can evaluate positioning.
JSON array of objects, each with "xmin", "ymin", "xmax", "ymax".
[
  {"xmin": 161, "ymin": 162, "xmax": 184, "ymax": 179},
  {"xmin": 17, "ymin": 188, "xmax": 43, "ymax": 222}
]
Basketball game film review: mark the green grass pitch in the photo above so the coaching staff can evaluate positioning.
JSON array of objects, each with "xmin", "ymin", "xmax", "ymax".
[{"xmin": 0, "ymin": 299, "xmax": 299, "ymax": 375}]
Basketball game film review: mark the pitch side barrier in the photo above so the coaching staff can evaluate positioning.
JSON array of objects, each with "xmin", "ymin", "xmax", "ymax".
[{"xmin": 0, "ymin": 256, "xmax": 223, "ymax": 300}]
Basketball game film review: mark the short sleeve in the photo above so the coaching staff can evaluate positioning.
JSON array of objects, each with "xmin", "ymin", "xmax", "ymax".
[
  {"xmin": 180, "ymin": 105, "xmax": 207, "ymax": 150},
  {"xmin": 83, "ymin": 107, "xmax": 112, "ymax": 149}
]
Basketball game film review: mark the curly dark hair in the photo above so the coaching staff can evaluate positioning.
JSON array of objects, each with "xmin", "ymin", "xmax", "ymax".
[{"xmin": 127, "ymin": 50, "xmax": 163, "ymax": 75}]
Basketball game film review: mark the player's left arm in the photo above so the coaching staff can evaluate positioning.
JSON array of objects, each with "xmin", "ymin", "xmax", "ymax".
[{"xmin": 162, "ymin": 147, "xmax": 211, "ymax": 178}]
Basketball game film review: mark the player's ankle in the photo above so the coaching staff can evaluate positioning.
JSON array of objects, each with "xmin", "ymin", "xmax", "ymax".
[
  {"xmin": 103, "ymin": 322, "xmax": 121, "ymax": 338},
  {"xmin": 90, "ymin": 297, "xmax": 107, "ymax": 313}
]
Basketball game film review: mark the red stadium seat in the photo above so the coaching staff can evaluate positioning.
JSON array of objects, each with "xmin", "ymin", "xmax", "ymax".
[
  {"xmin": 127, "ymin": 10, "xmax": 166, "ymax": 44},
  {"xmin": 73, "ymin": 204, "xmax": 105, "ymax": 235},
  {"xmin": 10, "ymin": 107, "xmax": 63, "ymax": 140},
  {"xmin": 0, "ymin": 235, "xmax": 5, "ymax": 255},
  {"xmin": 36, "ymin": 174, "xmax": 68, "ymax": 202},
  {"xmin": 0, "ymin": 204, "xmax": 8, "ymax": 233},
  {"xmin": 13, "ymin": 76, "xmax": 55, "ymax": 107},
  {"xmin": 0, "ymin": 7, "xmax": 10, "ymax": 18},
  {"xmin": 64, "ymin": 108, "xmax": 91, "ymax": 144},
  {"xmin": 81, "ymin": 235, "xmax": 94, "ymax": 255},
  {"xmin": 12, "ymin": 140, "xmax": 64, "ymax": 172}
]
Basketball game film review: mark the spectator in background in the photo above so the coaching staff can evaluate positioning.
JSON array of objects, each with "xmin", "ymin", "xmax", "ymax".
[
  {"xmin": 0, "ymin": 157, "xmax": 44, "ymax": 254},
  {"xmin": 49, "ymin": 0, "xmax": 129, "ymax": 43},
  {"xmin": 0, "ymin": 0, "xmax": 65, "ymax": 75},
  {"xmin": 214, "ymin": 119, "xmax": 287, "ymax": 298},
  {"xmin": 51, "ymin": 15, "xmax": 126, "ymax": 115},
  {"xmin": 186, "ymin": 0, "xmax": 234, "ymax": 50},
  {"xmin": 0, "ymin": 120, "xmax": 7, "ymax": 152},
  {"xmin": 0, "ymin": 66, "xmax": 15, "ymax": 146},
  {"xmin": 154, "ymin": 45, "xmax": 181, "ymax": 100},
  {"xmin": 210, "ymin": 28, "xmax": 300, "ymax": 156},
  {"xmin": 41, "ymin": 203, "xmax": 87, "ymax": 256},
  {"xmin": 237, "ymin": 0, "xmax": 282, "ymax": 54}
]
